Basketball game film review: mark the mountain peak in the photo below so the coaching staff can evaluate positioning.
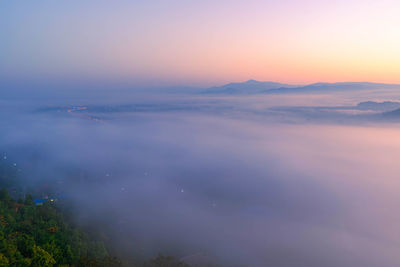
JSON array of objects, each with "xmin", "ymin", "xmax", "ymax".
[
  {"xmin": 202, "ymin": 80, "xmax": 295, "ymax": 94},
  {"xmin": 245, "ymin": 79, "xmax": 259, "ymax": 83}
]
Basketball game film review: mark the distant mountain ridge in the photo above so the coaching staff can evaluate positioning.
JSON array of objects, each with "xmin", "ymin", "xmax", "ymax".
[
  {"xmin": 265, "ymin": 82, "xmax": 400, "ymax": 94},
  {"xmin": 356, "ymin": 101, "xmax": 400, "ymax": 111},
  {"xmin": 202, "ymin": 80, "xmax": 297, "ymax": 94},
  {"xmin": 201, "ymin": 80, "xmax": 400, "ymax": 95},
  {"xmin": 382, "ymin": 107, "xmax": 400, "ymax": 119}
]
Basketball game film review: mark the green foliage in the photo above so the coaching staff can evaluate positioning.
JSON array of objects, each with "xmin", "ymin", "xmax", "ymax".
[
  {"xmin": 0, "ymin": 188, "xmax": 11, "ymax": 203},
  {"xmin": 0, "ymin": 187, "xmax": 121, "ymax": 267},
  {"xmin": 0, "ymin": 253, "xmax": 9, "ymax": 266},
  {"xmin": 31, "ymin": 245, "xmax": 56, "ymax": 267}
]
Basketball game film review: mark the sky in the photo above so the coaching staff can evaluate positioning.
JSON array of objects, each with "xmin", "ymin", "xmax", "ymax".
[{"xmin": 1, "ymin": 0, "xmax": 400, "ymax": 87}]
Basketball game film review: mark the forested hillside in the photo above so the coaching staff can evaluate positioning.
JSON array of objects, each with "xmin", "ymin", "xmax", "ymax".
[
  {"xmin": 0, "ymin": 158, "xmax": 190, "ymax": 267},
  {"xmin": 0, "ymin": 188, "xmax": 121, "ymax": 266}
]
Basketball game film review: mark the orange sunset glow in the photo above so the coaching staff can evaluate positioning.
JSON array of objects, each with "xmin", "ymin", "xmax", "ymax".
[{"xmin": 2, "ymin": 0, "xmax": 400, "ymax": 86}]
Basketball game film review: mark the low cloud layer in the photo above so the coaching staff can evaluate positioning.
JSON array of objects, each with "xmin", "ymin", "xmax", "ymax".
[{"xmin": 2, "ymin": 91, "xmax": 400, "ymax": 266}]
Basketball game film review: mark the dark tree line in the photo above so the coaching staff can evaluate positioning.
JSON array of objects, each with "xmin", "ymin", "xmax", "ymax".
[
  {"xmin": 0, "ymin": 188, "xmax": 121, "ymax": 266},
  {"xmin": 0, "ymin": 158, "xmax": 189, "ymax": 267}
]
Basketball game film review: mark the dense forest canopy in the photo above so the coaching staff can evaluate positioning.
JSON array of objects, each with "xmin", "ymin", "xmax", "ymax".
[
  {"xmin": 0, "ymin": 156, "xmax": 189, "ymax": 267},
  {"xmin": 0, "ymin": 187, "xmax": 121, "ymax": 267}
]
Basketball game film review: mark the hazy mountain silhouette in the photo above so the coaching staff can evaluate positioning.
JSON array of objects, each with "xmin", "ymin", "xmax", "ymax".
[
  {"xmin": 356, "ymin": 101, "xmax": 400, "ymax": 111},
  {"xmin": 265, "ymin": 82, "xmax": 400, "ymax": 94},
  {"xmin": 202, "ymin": 80, "xmax": 296, "ymax": 94},
  {"xmin": 381, "ymin": 108, "xmax": 400, "ymax": 119},
  {"xmin": 202, "ymin": 81, "xmax": 400, "ymax": 95}
]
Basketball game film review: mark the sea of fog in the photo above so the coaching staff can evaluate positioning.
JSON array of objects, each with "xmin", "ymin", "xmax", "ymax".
[{"xmin": 1, "ymin": 89, "xmax": 400, "ymax": 266}]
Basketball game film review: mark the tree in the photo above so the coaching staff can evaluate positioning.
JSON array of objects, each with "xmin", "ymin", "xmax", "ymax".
[
  {"xmin": 24, "ymin": 194, "xmax": 34, "ymax": 206},
  {"xmin": 0, "ymin": 253, "xmax": 9, "ymax": 267},
  {"xmin": 16, "ymin": 234, "xmax": 35, "ymax": 258},
  {"xmin": 31, "ymin": 245, "xmax": 56, "ymax": 267},
  {"xmin": 0, "ymin": 188, "xmax": 11, "ymax": 202}
]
